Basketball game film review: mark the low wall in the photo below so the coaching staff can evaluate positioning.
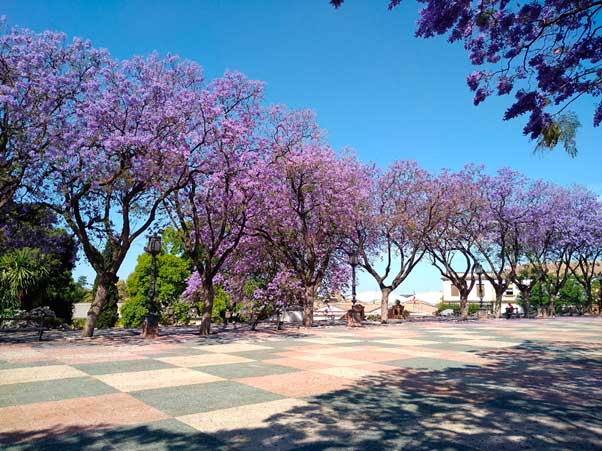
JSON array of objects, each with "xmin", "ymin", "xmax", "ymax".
[{"xmin": 72, "ymin": 303, "xmax": 124, "ymax": 319}]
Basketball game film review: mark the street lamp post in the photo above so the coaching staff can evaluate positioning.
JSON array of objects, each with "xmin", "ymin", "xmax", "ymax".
[
  {"xmin": 596, "ymin": 272, "xmax": 602, "ymax": 316},
  {"xmin": 349, "ymin": 253, "xmax": 358, "ymax": 306},
  {"xmin": 142, "ymin": 234, "xmax": 161, "ymax": 338},
  {"xmin": 475, "ymin": 263, "xmax": 484, "ymax": 309},
  {"xmin": 475, "ymin": 263, "xmax": 487, "ymax": 320},
  {"xmin": 346, "ymin": 252, "xmax": 363, "ymax": 327}
]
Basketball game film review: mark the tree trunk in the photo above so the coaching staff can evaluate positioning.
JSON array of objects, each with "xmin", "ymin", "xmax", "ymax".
[
  {"xmin": 199, "ymin": 280, "xmax": 214, "ymax": 336},
  {"xmin": 585, "ymin": 290, "xmax": 593, "ymax": 316},
  {"xmin": 494, "ymin": 291, "xmax": 503, "ymax": 319},
  {"xmin": 548, "ymin": 294, "xmax": 556, "ymax": 317},
  {"xmin": 459, "ymin": 293, "xmax": 469, "ymax": 320},
  {"xmin": 302, "ymin": 285, "xmax": 316, "ymax": 328},
  {"xmin": 82, "ymin": 273, "xmax": 114, "ymax": 337},
  {"xmin": 521, "ymin": 290, "xmax": 530, "ymax": 319},
  {"xmin": 380, "ymin": 287, "xmax": 391, "ymax": 323}
]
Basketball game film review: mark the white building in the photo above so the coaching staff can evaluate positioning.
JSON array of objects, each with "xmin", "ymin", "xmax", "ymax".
[{"xmin": 441, "ymin": 276, "xmax": 525, "ymax": 313}]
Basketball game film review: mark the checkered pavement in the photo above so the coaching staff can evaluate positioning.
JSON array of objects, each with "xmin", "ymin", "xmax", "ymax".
[{"xmin": 1, "ymin": 318, "xmax": 601, "ymax": 450}]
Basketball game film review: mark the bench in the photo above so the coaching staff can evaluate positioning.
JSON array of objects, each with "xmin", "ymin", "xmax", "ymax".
[{"xmin": 0, "ymin": 315, "xmax": 52, "ymax": 341}]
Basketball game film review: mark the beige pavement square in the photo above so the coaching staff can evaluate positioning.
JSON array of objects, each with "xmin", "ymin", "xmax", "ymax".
[
  {"xmin": 178, "ymin": 398, "xmax": 309, "ymax": 432},
  {"xmin": 0, "ymin": 365, "xmax": 88, "ymax": 385},
  {"xmin": 0, "ymin": 347, "xmax": 48, "ymax": 363},
  {"xmin": 439, "ymin": 334, "xmax": 496, "ymax": 340},
  {"xmin": 95, "ymin": 368, "xmax": 224, "ymax": 392},
  {"xmin": 454, "ymin": 339, "xmax": 519, "ymax": 348},
  {"xmin": 156, "ymin": 353, "xmax": 254, "ymax": 367},
  {"xmin": 197, "ymin": 343, "xmax": 273, "ymax": 353}
]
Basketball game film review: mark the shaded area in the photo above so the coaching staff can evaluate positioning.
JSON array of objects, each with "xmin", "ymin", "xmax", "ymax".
[
  {"xmin": 0, "ymin": 324, "xmax": 314, "ymax": 346},
  {"xmin": 2, "ymin": 340, "xmax": 601, "ymax": 450},
  {"xmin": 1, "ymin": 420, "xmax": 228, "ymax": 451},
  {"xmin": 0, "ymin": 316, "xmax": 480, "ymax": 345}
]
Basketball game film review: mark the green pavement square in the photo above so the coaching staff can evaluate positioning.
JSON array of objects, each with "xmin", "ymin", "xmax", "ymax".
[
  {"xmin": 385, "ymin": 358, "xmax": 474, "ymax": 371},
  {"xmin": 420, "ymin": 342, "xmax": 482, "ymax": 352},
  {"xmin": 0, "ymin": 377, "xmax": 117, "ymax": 407},
  {"xmin": 131, "ymin": 380, "xmax": 284, "ymax": 416},
  {"xmin": 227, "ymin": 349, "xmax": 286, "ymax": 360},
  {"xmin": 196, "ymin": 361, "xmax": 298, "ymax": 379},
  {"xmin": 0, "ymin": 361, "xmax": 58, "ymax": 370},
  {"xmin": 253, "ymin": 339, "xmax": 306, "ymax": 349},
  {"xmin": 73, "ymin": 359, "xmax": 176, "ymax": 375}
]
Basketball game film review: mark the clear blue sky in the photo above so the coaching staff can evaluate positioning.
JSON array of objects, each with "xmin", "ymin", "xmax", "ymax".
[{"xmin": 4, "ymin": 0, "xmax": 600, "ymax": 295}]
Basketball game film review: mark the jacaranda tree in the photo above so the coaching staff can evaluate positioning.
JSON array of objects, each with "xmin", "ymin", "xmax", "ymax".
[
  {"xmin": 352, "ymin": 161, "xmax": 442, "ymax": 322},
  {"xmin": 0, "ymin": 25, "xmax": 107, "ymax": 209},
  {"xmin": 164, "ymin": 72, "xmax": 264, "ymax": 335},
  {"xmin": 331, "ymin": 1, "xmax": 601, "ymax": 155},
  {"xmin": 37, "ymin": 54, "xmax": 198, "ymax": 336},
  {"xmin": 251, "ymin": 135, "xmax": 369, "ymax": 327}
]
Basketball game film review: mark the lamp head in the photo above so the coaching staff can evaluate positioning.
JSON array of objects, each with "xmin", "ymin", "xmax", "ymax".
[
  {"xmin": 146, "ymin": 234, "xmax": 162, "ymax": 256},
  {"xmin": 349, "ymin": 253, "xmax": 359, "ymax": 267}
]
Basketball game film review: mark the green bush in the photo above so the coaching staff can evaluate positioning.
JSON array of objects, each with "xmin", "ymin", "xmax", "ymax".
[
  {"xmin": 468, "ymin": 303, "xmax": 481, "ymax": 315},
  {"xmin": 436, "ymin": 302, "xmax": 481, "ymax": 316},
  {"xmin": 211, "ymin": 287, "xmax": 232, "ymax": 324},
  {"xmin": 168, "ymin": 301, "xmax": 193, "ymax": 325},
  {"xmin": 72, "ymin": 318, "xmax": 86, "ymax": 329},
  {"xmin": 119, "ymin": 296, "xmax": 148, "ymax": 328}
]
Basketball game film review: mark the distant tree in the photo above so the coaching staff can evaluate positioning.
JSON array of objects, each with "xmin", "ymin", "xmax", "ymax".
[
  {"xmin": 424, "ymin": 166, "xmax": 484, "ymax": 319},
  {"xmin": 475, "ymin": 168, "xmax": 528, "ymax": 318},
  {"xmin": 566, "ymin": 191, "xmax": 602, "ymax": 310},
  {"xmin": 126, "ymin": 252, "xmax": 192, "ymax": 312},
  {"xmin": 558, "ymin": 276, "xmax": 587, "ymax": 314},
  {"xmin": 527, "ymin": 276, "xmax": 587, "ymax": 315},
  {"xmin": 524, "ymin": 185, "xmax": 582, "ymax": 316},
  {"xmin": 116, "ymin": 280, "xmax": 129, "ymax": 303},
  {"xmin": 351, "ymin": 161, "xmax": 442, "ymax": 323}
]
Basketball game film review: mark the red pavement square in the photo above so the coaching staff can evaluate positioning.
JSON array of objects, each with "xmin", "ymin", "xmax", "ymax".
[
  {"xmin": 328, "ymin": 350, "xmax": 404, "ymax": 362},
  {"xmin": 0, "ymin": 393, "xmax": 168, "ymax": 443},
  {"xmin": 263, "ymin": 357, "xmax": 334, "ymax": 370}
]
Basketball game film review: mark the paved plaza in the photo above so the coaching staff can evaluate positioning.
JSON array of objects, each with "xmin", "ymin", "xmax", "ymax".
[{"xmin": 0, "ymin": 318, "xmax": 601, "ymax": 450}]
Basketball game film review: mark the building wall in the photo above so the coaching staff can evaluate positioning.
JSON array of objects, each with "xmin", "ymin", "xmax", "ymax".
[
  {"xmin": 442, "ymin": 279, "xmax": 519, "ymax": 304},
  {"xmin": 402, "ymin": 300, "xmax": 437, "ymax": 316}
]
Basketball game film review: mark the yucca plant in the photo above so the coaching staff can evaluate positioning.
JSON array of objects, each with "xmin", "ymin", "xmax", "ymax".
[{"xmin": 0, "ymin": 248, "xmax": 50, "ymax": 311}]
